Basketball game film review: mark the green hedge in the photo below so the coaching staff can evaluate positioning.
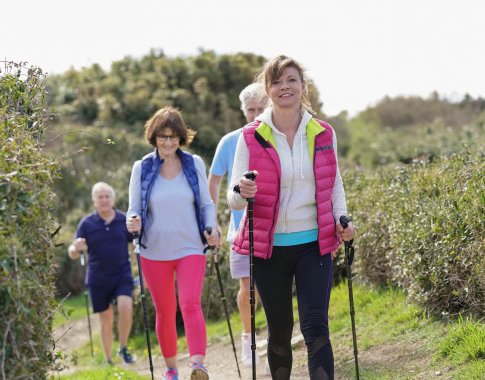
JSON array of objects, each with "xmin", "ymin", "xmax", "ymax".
[
  {"xmin": 346, "ymin": 148, "xmax": 484, "ymax": 317},
  {"xmin": 0, "ymin": 63, "xmax": 59, "ymax": 378}
]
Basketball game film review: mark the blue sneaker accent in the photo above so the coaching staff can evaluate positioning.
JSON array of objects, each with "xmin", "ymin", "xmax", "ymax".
[
  {"xmin": 190, "ymin": 362, "xmax": 209, "ymax": 380},
  {"xmin": 164, "ymin": 368, "xmax": 178, "ymax": 380}
]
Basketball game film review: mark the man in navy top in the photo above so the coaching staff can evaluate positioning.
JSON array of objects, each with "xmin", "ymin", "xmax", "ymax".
[{"xmin": 68, "ymin": 182, "xmax": 135, "ymax": 366}]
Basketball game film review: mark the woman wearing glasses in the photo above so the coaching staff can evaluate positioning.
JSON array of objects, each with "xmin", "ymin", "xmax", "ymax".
[{"xmin": 127, "ymin": 106, "xmax": 219, "ymax": 380}]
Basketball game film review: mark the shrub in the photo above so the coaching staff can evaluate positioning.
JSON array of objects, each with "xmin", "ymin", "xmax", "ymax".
[
  {"xmin": 341, "ymin": 168, "xmax": 394, "ymax": 285},
  {"xmin": 346, "ymin": 147, "xmax": 484, "ymax": 317},
  {"xmin": 0, "ymin": 62, "xmax": 60, "ymax": 378},
  {"xmin": 390, "ymin": 151, "xmax": 484, "ymax": 316}
]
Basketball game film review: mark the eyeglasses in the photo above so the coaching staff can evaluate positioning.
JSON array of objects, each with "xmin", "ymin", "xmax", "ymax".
[{"xmin": 157, "ymin": 134, "xmax": 179, "ymax": 142}]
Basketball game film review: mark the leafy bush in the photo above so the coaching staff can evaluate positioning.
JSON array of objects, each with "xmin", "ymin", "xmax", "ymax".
[
  {"xmin": 0, "ymin": 62, "xmax": 60, "ymax": 378},
  {"xmin": 346, "ymin": 145, "xmax": 484, "ymax": 317},
  {"xmin": 338, "ymin": 168, "xmax": 394, "ymax": 285}
]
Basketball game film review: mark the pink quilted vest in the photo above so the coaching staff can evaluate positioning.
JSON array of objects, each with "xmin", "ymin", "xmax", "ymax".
[{"xmin": 232, "ymin": 119, "xmax": 341, "ymax": 259}]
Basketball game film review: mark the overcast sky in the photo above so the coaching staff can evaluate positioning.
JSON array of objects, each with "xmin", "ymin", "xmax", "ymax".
[{"xmin": 2, "ymin": 0, "xmax": 484, "ymax": 115}]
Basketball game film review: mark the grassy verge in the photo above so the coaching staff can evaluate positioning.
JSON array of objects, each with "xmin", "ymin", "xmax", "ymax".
[
  {"xmin": 50, "ymin": 367, "xmax": 146, "ymax": 380},
  {"xmin": 436, "ymin": 317, "xmax": 485, "ymax": 380},
  {"xmin": 328, "ymin": 284, "xmax": 484, "ymax": 379}
]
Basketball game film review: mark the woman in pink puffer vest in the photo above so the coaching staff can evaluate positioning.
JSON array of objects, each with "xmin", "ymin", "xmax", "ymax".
[{"xmin": 227, "ymin": 55, "xmax": 355, "ymax": 380}]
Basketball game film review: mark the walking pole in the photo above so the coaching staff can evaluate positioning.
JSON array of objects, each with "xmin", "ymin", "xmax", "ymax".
[
  {"xmin": 239, "ymin": 171, "xmax": 257, "ymax": 380},
  {"xmin": 80, "ymin": 251, "xmax": 94, "ymax": 357},
  {"xmin": 339, "ymin": 216, "xmax": 360, "ymax": 380},
  {"xmin": 204, "ymin": 227, "xmax": 241, "ymax": 378},
  {"xmin": 131, "ymin": 221, "xmax": 155, "ymax": 380}
]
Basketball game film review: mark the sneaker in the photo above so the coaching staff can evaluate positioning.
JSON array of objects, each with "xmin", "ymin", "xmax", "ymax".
[
  {"xmin": 117, "ymin": 346, "xmax": 136, "ymax": 364},
  {"xmin": 164, "ymin": 368, "xmax": 179, "ymax": 380},
  {"xmin": 241, "ymin": 332, "xmax": 259, "ymax": 368},
  {"xmin": 106, "ymin": 359, "xmax": 114, "ymax": 367},
  {"xmin": 190, "ymin": 362, "xmax": 209, "ymax": 380}
]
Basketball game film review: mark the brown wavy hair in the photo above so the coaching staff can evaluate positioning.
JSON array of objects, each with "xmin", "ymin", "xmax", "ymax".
[{"xmin": 144, "ymin": 106, "xmax": 196, "ymax": 147}]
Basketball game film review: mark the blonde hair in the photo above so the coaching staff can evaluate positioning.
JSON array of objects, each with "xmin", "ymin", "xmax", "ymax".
[{"xmin": 257, "ymin": 55, "xmax": 315, "ymax": 115}]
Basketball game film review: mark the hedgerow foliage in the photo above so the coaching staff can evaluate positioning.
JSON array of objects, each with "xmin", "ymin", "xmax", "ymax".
[
  {"xmin": 0, "ymin": 62, "xmax": 59, "ymax": 379},
  {"xmin": 329, "ymin": 94, "xmax": 485, "ymax": 318},
  {"xmin": 346, "ymin": 144, "xmax": 485, "ymax": 317}
]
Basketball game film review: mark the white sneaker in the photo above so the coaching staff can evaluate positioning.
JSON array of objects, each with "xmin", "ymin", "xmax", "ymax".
[{"xmin": 241, "ymin": 332, "xmax": 259, "ymax": 368}]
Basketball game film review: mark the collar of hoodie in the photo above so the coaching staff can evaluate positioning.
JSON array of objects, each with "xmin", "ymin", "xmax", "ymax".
[{"xmin": 256, "ymin": 107, "xmax": 312, "ymax": 179}]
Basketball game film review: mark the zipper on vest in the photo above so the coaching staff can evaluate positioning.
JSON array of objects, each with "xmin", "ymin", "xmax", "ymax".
[
  {"xmin": 313, "ymin": 145, "xmax": 322, "ymax": 256},
  {"xmin": 284, "ymin": 148, "xmax": 297, "ymax": 233}
]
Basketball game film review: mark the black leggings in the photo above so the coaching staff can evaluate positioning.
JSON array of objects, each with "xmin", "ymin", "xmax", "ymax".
[{"xmin": 254, "ymin": 242, "xmax": 334, "ymax": 380}]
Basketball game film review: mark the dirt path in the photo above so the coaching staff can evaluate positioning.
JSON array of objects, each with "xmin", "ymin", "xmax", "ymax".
[
  {"xmin": 53, "ymin": 316, "xmax": 309, "ymax": 379},
  {"xmin": 53, "ymin": 316, "xmax": 100, "ymax": 359},
  {"xmin": 130, "ymin": 332, "xmax": 309, "ymax": 380},
  {"xmin": 53, "ymin": 317, "xmax": 448, "ymax": 379}
]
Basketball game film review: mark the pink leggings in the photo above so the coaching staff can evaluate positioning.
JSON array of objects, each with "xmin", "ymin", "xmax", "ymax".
[{"xmin": 141, "ymin": 255, "xmax": 207, "ymax": 358}]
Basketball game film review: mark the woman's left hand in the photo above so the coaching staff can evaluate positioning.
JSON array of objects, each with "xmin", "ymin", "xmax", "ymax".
[
  {"xmin": 336, "ymin": 221, "xmax": 356, "ymax": 241},
  {"xmin": 204, "ymin": 228, "xmax": 221, "ymax": 248}
]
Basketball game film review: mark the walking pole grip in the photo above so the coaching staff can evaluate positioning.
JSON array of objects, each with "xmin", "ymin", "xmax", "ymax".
[
  {"xmin": 233, "ymin": 171, "xmax": 256, "ymax": 203},
  {"xmin": 131, "ymin": 216, "xmax": 140, "ymax": 240},
  {"xmin": 339, "ymin": 215, "xmax": 355, "ymax": 265},
  {"xmin": 243, "ymin": 171, "xmax": 256, "ymax": 200},
  {"xmin": 339, "ymin": 215, "xmax": 350, "ymax": 229},
  {"xmin": 243, "ymin": 171, "xmax": 256, "ymax": 181},
  {"xmin": 205, "ymin": 226, "xmax": 215, "ymax": 250}
]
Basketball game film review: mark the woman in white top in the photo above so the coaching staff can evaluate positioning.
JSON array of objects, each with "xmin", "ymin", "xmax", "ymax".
[{"xmin": 227, "ymin": 56, "xmax": 355, "ymax": 380}]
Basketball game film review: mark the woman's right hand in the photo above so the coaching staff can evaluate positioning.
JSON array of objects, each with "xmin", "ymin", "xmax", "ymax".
[
  {"xmin": 238, "ymin": 170, "xmax": 259, "ymax": 199},
  {"xmin": 126, "ymin": 216, "xmax": 142, "ymax": 234},
  {"xmin": 336, "ymin": 221, "xmax": 355, "ymax": 241}
]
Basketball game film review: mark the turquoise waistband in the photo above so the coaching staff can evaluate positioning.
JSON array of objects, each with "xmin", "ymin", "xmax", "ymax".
[{"xmin": 273, "ymin": 229, "xmax": 318, "ymax": 246}]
